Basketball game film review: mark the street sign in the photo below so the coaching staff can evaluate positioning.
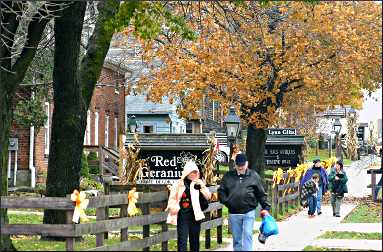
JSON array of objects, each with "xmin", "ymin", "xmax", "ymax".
[
  {"xmin": 125, "ymin": 133, "xmax": 210, "ymax": 185},
  {"xmin": 264, "ymin": 145, "xmax": 301, "ymax": 167},
  {"xmin": 136, "ymin": 149, "xmax": 205, "ymax": 184},
  {"xmin": 266, "ymin": 128, "xmax": 297, "ymax": 136},
  {"xmin": 265, "ymin": 128, "xmax": 304, "ymax": 167}
]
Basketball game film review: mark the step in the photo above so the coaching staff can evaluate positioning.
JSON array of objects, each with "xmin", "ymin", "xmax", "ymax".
[{"xmin": 310, "ymin": 239, "xmax": 382, "ymax": 251}]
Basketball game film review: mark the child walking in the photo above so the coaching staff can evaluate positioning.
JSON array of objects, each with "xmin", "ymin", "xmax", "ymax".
[{"xmin": 302, "ymin": 174, "xmax": 320, "ymax": 218}]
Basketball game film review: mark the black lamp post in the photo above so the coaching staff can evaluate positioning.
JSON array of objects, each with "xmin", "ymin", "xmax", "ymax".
[
  {"xmin": 127, "ymin": 115, "xmax": 138, "ymax": 133},
  {"xmin": 223, "ymin": 106, "xmax": 241, "ymax": 170},
  {"xmin": 348, "ymin": 107, "xmax": 356, "ymax": 119},
  {"xmin": 333, "ymin": 118, "xmax": 342, "ymax": 161}
]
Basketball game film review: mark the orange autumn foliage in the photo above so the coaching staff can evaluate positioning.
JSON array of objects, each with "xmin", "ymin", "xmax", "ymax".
[{"xmin": 135, "ymin": 2, "xmax": 381, "ymax": 128}]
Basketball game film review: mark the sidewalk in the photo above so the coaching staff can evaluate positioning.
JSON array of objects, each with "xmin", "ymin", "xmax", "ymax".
[
  {"xmin": 310, "ymin": 239, "xmax": 382, "ymax": 251},
  {"xmin": 215, "ymin": 204, "xmax": 356, "ymax": 251}
]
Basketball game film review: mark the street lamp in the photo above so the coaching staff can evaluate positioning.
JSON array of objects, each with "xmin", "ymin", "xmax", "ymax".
[
  {"xmin": 348, "ymin": 107, "xmax": 356, "ymax": 119},
  {"xmin": 223, "ymin": 106, "xmax": 241, "ymax": 170},
  {"xmin": 333, "ymin": 118, "xmax": 342, "ymax": 161},
  {"xmin": 127, "ymin": 115, "xmax": 138, "ymax": 133}
]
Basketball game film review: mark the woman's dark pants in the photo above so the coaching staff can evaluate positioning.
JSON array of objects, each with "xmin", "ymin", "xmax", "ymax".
[{"xmin": 177, "ymin": 211, "xmax": 201, "ymax": 252}]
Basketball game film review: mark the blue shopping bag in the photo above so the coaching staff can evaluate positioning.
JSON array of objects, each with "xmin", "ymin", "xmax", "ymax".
[{"xmin": 259, "ymin": 214, "xmax": 279, "ymax": 237}]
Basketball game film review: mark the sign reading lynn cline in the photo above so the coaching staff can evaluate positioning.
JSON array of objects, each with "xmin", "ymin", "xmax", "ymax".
[{"xmin": 136, "ymin": 150, "xmax": 205, "ymax": 185}]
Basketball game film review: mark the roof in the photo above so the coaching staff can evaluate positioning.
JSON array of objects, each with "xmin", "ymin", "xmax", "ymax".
[
  {"xmin": 358, "ymin": 123, "xmax": 369, "ymax": 127},
  {"xmin": 125, "ymin": 133, "xmax": 211, "ymax": 150},
  {"xmin": 125, "ymin": 95, "xmax": 176, "ymax": 114},
  {"xmin": 316, "ymin": 106, "xmax": 347, "ymax": 118},
  {"xmin": 266, "ymin": 135, "xmax": 305, "ymax": 145}
]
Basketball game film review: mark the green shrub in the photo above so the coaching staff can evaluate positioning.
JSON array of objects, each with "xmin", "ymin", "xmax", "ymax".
[
  {"xmin": 307, "ymin": 138, "xmax": 317, "ymax": 148},
  {"xmin": 35, "ymin": 184, "xmax": 46, "ymax": 196},
  {"xmin": 81, "ymin": 152, "xmax": 89, "ymax": 178},
  {"xmin": 80, "ymin": 177, "xmax": 104, "ymax": 191},
  {"xmin": 87, "ymin": 151, "xmax": 98, "ymax": 161}
]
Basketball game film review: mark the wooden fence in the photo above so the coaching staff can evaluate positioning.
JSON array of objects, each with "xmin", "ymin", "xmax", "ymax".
[
  {"xmin": 1, "ymin": 186, "xmax": 223, "ymax": 251},
  {"xmin": 264, "ymin": 174, "xmax": 302, "ymax": 219}
]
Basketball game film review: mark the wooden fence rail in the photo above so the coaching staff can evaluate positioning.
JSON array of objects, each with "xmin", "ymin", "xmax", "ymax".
[
  {"xmin": 1, "ymin": 186, "xmax": 223, "ymax": 251},
  {"xmin": 264, "ymin": 173, "xmax": 302, "ymax": 220}
]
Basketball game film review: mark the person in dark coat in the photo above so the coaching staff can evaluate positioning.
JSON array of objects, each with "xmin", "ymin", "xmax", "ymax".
[
  {"xmin": 218, "ymin": 153, "xmax": 271, "ymax": 251},
  {"xmin": 300, "ymin": 159, "xmax": 329, "ymax": 215},
  {"xmin": 328, "ymin": 160, "xmax": 348, "ymax": 217}
]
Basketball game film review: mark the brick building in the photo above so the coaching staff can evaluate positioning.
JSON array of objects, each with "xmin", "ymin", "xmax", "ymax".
[{"xmin": 8, "ymin": 62, "xmax": 127, "ymax": 188}]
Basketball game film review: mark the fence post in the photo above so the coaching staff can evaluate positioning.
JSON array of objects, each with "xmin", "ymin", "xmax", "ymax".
[
  {"xmin": 104, "ymin": 181, "xmax": 110, "ymax": 239},
  {"xmin": 371, "ymin": 171, "xmax": 377, "ymax": 201},
  {"xmin": 66, "ymin": 210, "xmax": 75, "ymax": 251},
  {"xmin": 273, "ymin": 185, "xmax": 278, "ymax": 219},
  {"xmin": 120, "ymin": 204, "xmax": 128, "ymax": 242},
  {"xmin": 278, "ymin": 183, "xmax": 283, "ymax": 217},
  {"xmin": 285, "ymin": 183, "xmax": 289, "ymax": 214},
  {"xmin": 161, "ymin": 220, "xmax": 168, "ymax": 251},
  {"xmin": 205, "ymin": 212, "xmax": 211, "ymax": 249},
  {"xmin": 96, "ymin": 207, "xmax": 106, "ymax": 247},
  {"xmin": 142, "ymin": 203, "xmax": 150, "ymax": 252},
  {"xmin": 217, "ymin": 207, "xmax": 223, "ymax": 244}
]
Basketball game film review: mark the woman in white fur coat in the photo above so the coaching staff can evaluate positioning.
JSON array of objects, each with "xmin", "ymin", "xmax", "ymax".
[{"xmin": 165, "ymin": 160, "xmax": 211, "ymax": 252}]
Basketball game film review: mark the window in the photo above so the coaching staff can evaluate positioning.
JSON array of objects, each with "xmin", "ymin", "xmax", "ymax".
[
  {"xmin": 105, "ymin": 115, "xmax": 109, "ymax": 147},
  {"xmin": 114, "ymin": 117, "xmax": 118, "ymax": 148},
  {"xmin": 95, "ymin": 111, "xmax": 99, "ymax": 145},
  {"xmin": 44, "ymin": 102, "xmax": 50, "ymax": 155},
  {"xmin": 143, "ymin": 125, "xmax": 153, "ymax": 133},
  {"xmin": 186, "ymin": 122, "xmax": 193, "ymax": 133},
  {"xmin": 86, "ymin": 110, "xmax": 90, "ymax": 145}
]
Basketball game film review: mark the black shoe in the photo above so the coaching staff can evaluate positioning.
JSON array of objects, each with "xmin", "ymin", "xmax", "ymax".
[
  {"xmin": 333, "ymin": 213, "xmax": 336, "ymax": 217},
  {"xmin": 336, "ymin": 214, "xmax": 341, "ymax": 217},
  {"xmin": 318, "ymin": 212, "xmax": 322, "ymax": 215}
]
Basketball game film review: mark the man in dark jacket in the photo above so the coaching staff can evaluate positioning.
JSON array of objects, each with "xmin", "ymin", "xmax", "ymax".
[{"xmin": 218, "ymin": 153, "xmax": 271, "ymax": 251}]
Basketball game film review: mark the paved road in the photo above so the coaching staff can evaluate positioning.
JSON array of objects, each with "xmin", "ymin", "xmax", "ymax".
[{"xmin": 344, "ymin": 155, "xmax": 381, "ymax": 198}]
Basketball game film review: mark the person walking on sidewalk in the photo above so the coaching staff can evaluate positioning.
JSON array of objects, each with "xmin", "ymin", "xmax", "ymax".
[
  {"xmin": 300, "ymin": 158, "xmax": 329, "ymax": 215},
  {"xmin": 218, "ymin": 153, "xmax": 271, "ymax": 251},
  {"xmin": 302, "ymin": 174, "xmax": 320, "ymax": 218},
  {"xmin": 165, "ymin": 160, "xmax": 211, "ymax": 252},
  {"xmin": 328, "ymin": 160, "xmax": 348, "ymax": 217}
]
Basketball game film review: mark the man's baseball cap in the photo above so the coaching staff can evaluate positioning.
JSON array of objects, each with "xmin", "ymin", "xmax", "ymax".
[
  {"xmin": 313, "ymin": 158, "xmax": 321, "ymax": 164},
  {"xmin": 235, "ymin": 153, "xmax": 247, "ymax": 166}
]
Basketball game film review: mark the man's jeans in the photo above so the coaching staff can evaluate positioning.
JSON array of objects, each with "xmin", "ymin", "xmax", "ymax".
[
  {"xmin": 316, "ymin": 186, "xmax": 323, "ymax": 213},
  {"xmin": 307, "ymin": 195, "xmax": 317, "ymax": 215},
  {"xmin": 228, "ymin": 209, "xmax": 256, "ymax": 251}
]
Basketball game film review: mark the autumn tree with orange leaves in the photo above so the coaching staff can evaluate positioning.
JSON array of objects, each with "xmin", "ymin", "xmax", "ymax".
[{"xmin": 135, "ymin": 1, "xmax": 382, "ymax": 177}]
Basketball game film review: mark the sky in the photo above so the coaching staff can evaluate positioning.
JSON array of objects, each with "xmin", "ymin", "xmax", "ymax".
[{"xmin": 357, "ymin": 87, "xmax": 382, "ymax": 124}]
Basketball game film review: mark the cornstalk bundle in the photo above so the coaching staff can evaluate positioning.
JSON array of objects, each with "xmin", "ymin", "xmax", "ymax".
[
  {"xmin": 346, "ymin": 114, "xmax": 358, "ymax": 161},
  {"xmin": 118, "ymin": 133, "xmax": 148, "ymax": 185},
  {"xmin": 202, "ymin": 133, "xmax": 220, "ymax": 186}
]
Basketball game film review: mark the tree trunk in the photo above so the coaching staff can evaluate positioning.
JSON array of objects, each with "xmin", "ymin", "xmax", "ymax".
[
  {"xmin": 0, "ymin": 84, "xmax": 16, "ymax": 251},
  {"xmin": 246, "ymin": 125, "xmax": 266, "ymax": 179},
  {"xmin": 43, "ymin": 0, "xmax": 125, "ymax": 228},
  {"xmin": 43, "ymin": 1, "xmax": 87, "ymax": 227},
  {"xmin": 1, "ymin": 2, "xmax": 52, "ymax": 247}
]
